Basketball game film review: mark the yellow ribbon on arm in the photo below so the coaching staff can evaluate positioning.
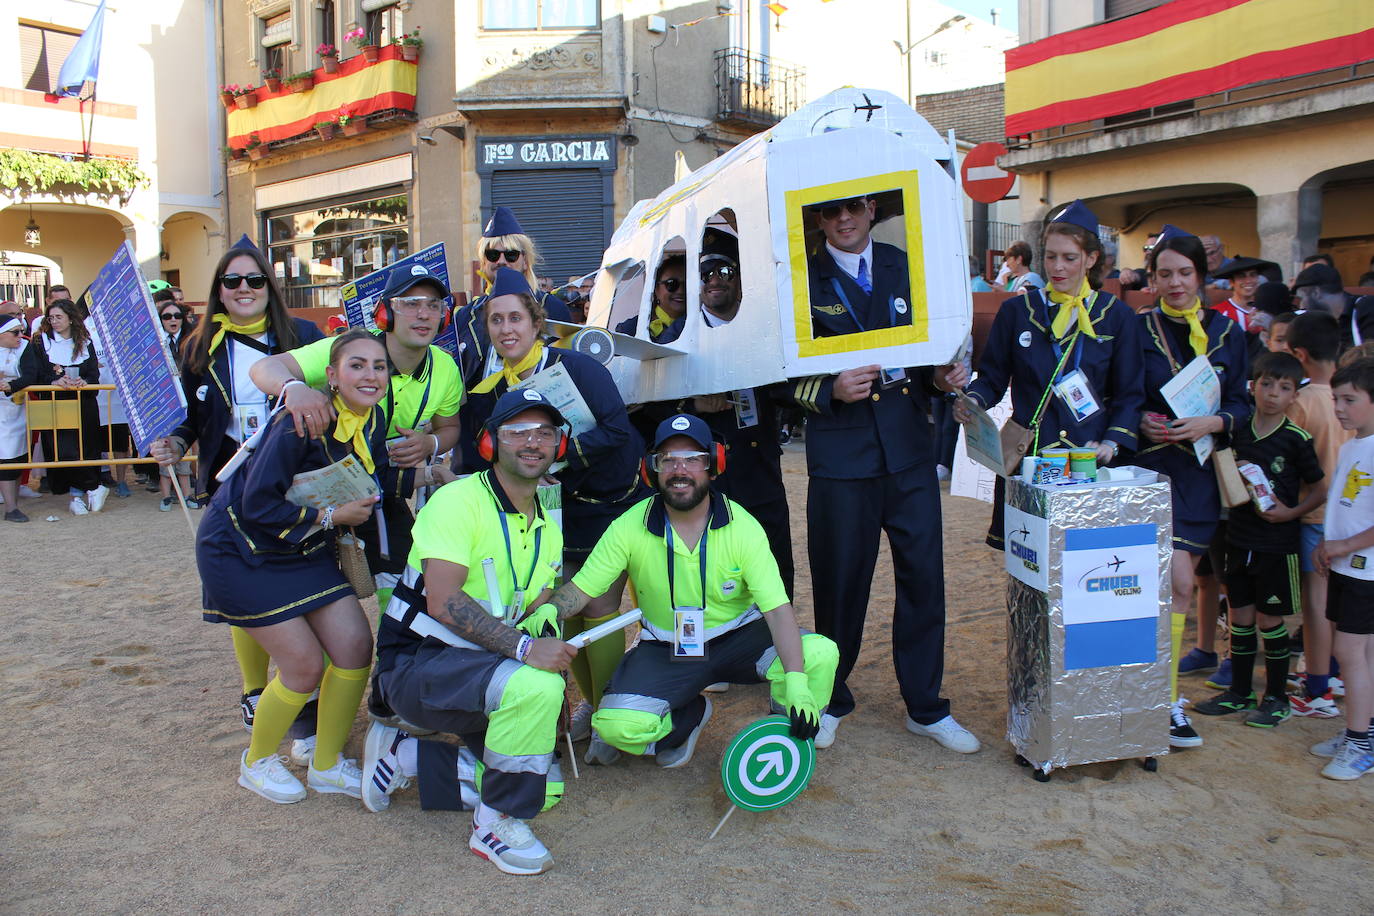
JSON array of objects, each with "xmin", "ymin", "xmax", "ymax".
[
  {"xmin": 647, "ymin": 305, "xmax": 677, "ymax": 338},
  {"xmin": 208, "ymin": 313, "xmax": 269, "ymax": 354},
  {"xmin": 331, "ymin": 396, "xmax": 375, "ymax": 474},
  {"xmin": 470, "ymin": 340, "xmax": 544, "ymax": 395},
  {"xmin": 1047, "ymin": 278, "xmax": 1097, "ymax": 340},
  {"xmin": 1160, "ymin": 296, "xmax": 1208, "ymax": 358}
]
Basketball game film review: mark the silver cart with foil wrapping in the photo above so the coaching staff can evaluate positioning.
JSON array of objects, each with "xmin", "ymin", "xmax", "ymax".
[{"xmin": 1003, "ymin": 471, "xmax": 1173, "ymax": 780}]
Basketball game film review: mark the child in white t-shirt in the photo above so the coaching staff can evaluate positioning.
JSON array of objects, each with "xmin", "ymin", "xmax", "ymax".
[{"xmin": 1312, "ymin": 358, "xmax": 1374, "ymax": 780}]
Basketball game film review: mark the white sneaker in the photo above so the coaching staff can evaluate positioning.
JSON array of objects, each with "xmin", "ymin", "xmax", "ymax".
[
  {"xmin": 361, "ymin": 722, "xmax": 411, "ymax": 813},
  {"xmin": 18, "ymin": 485, "xmax": 40, "ymax": 499},
  {"xmin": 1321, "ymin": 739, "xmax": 1374, "ymax": 781},
  {"xmin": 86, "ymin": 485, "xmax": 109, "ymax": 513},
  {"xmin": 657, "ymin": 697, "xmax": 713, "ymax": 768},
  {"xmin": 1310, "ymin": 729, "xmax": 1348, "ymax": 759},
  {"xmin": 469, "ymin": 814, "xmax": 553, "ymax": 875},
  {"xmin": 69, "ymin": 496, "xmax": 89, "ymax": 516},
  {"xmin": 307, "ymin": 754, "xmax": 363, "ymax": 798},
  {"xmin": 936, "ymin": 464, "xmax": 951, "ymax": 481},
  {"xmin": 568, "ymin": 700, "xmax": 593, "ymax": 742},
  {"xmin": 238, "ymin": 751, "xmax": 306, "ymax": 804},
  {"xmin": 814, "ymin": 713, "xmax": 842, "ymax": 750},
  {"xmin": 906, "ymin": 714, "xmax": 981, "ymax": 753},
  {"xmin": 703, "ymin": 682, "xmax": 730, "ymax": 693},
  {"xmin": 1330, "ymin": 677, "xmax": 1346, "ymax": 698},
  {"xmin": 289, "ymin": 735, "xmax": 316, "ymax": 767}
]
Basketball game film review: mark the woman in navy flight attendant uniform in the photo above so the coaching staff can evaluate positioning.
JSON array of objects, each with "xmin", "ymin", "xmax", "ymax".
[
  {"xmin": 958, "ymin": 200, "xmax": 1144, "ymax": 548},
  {"xmin": 1134, "ymin": 225, "xmax": 1251, "ymax": 751},
  {"xmin": 195, "ymin": 331, "xmax": 414, "ymax": 804},
  {"xmin": 461, "ymin": 266, "xmax": 645, "ymax": 723},
  {"xmin": 152, "ymin": 237, "xmax": 323, "ymax": 734}
]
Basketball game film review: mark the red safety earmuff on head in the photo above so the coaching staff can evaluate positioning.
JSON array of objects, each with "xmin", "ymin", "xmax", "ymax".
[
  {"xmin": 479, "ymin": 422, "xmax": 569, "ymax": 464},
  {"xmin": 373, "ymin": 294, "xmax": 452, "ymax": 334}
]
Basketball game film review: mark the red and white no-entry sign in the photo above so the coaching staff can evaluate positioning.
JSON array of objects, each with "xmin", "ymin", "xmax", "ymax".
[{"xmin": 961, "ymin": 142, "xmax": 1015, "ymax": 204}]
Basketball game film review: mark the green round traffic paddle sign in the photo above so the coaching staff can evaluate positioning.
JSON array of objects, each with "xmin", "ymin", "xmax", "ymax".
[{"xmin": 720, "ymin": 715, "xmax": 815, "ymax": 811}]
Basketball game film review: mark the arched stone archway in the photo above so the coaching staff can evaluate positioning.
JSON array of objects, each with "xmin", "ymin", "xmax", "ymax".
[{"xmin": 160, "ymin": 210, "xmax": 224, "ymax": 302}]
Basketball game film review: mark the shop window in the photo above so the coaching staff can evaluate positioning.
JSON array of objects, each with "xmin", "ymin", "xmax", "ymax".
[
  {"xmin": 264, "ymin": 191, "xmax": 410, "ymax": 310},
  {"xmin": 482, "ymin": 0, "xmax": 600, "ymax": 30},
  {"xmin": 18, "ymin": 21, "xmax": 81, "ymax": 92},
  {"xmin": 699, "ymin": 210, "xmax": 741, "ymax": 327}
]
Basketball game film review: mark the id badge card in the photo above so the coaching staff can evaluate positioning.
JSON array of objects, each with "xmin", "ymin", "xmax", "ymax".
[
  {"xmin": 234, "ymin": 403, "xmax": 268, "ymax": 440},
  {"xmin": 1053, "ymin": 369, "xmax": 1102, "ymax": 422},
  {"xmin": 672, "ymin": 607, "xmax": 706, "ymax": 660},
  {"xmin": 733, "ymin": 389, "xmax": 759, "ymax": 430},
  {"xmin": 880, "ymin": 367, "xmax": 908, "ymax": 388}
]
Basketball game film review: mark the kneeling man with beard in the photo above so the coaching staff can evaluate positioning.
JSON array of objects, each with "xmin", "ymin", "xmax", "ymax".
[{"xmin": 532, "ymin": 414, "xmax": 839, "ymax": 767}]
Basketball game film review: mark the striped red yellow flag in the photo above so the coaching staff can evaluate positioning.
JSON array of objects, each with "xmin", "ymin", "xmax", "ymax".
[{"xmin": 1004, "ymin": 0, "xmax": 1372, "ymax": 136}]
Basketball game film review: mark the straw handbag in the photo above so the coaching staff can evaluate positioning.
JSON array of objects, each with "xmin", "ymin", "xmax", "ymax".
[{"xmin": 335, "ymin": 529, "xmax": 375, "ymax": 599}]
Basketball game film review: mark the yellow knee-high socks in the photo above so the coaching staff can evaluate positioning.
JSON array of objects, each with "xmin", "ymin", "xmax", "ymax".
[
  {"xmin": 1170, "ymin": 612, "xmax": 1187, "ymax": 703},
  {"xmin": 313, "ymin": 664, "xmax": 370, "ymax": 768},
  {"xmin": 231, "ymin": 626, "xmax": 270, "ymax": 694},
  {"xmin": 565, "ymin": 612, "xmax": 626, "ymax": 708},
  {"xmin": 247, "ymin": 677, "xmax": 312, "ymax": 764}
]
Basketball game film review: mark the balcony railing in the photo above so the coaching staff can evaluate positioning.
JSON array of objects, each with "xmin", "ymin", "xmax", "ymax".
[{"xmin": 714, "ymin": 48, "xmax": 805, "ymax": 130}]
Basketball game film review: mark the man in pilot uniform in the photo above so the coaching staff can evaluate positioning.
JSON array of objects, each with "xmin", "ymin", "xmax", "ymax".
[{"xmin": 789, "ymin": 194, "xmax": 979, "ymax": 754}]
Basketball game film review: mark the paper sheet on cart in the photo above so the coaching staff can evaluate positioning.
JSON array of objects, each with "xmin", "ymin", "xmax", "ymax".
[
  {"xmin": 286, "ymin": 455, "xmax": 379, "ymax": 509},
  {"xmin": 1159, "ymin": 355, "xmax": 1219, "ymax": 466},
  {"xmin": 957, "ymin": 392, "xmax": 1005, "ymax": 476},
  {"xmin": 511, "ymin": 362, "xmax": 596, "ymax": 437}
]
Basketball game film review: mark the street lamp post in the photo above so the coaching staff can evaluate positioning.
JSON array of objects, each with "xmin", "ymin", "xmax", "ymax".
[{"xmin": 894, "ymin": 11, "xmax": 967, "ymax": 105}]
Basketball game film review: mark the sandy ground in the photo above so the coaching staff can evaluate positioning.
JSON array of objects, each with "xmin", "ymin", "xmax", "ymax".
[{"xmin": 5, "ymin": 448, "xmax": 1373, "ymax": 915}]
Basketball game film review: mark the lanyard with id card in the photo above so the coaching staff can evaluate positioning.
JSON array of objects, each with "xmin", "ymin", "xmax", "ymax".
[
  {"xmin": 666, "ymin": 524, "xmax": 708, "ymax": 660},
  {"xmin": 497, "ymin": 509, "xmax": 542, "ymax": 625},
  {"xmin": 1041, "ymin": 295, "xmax": 1101, "ymax": 423}
]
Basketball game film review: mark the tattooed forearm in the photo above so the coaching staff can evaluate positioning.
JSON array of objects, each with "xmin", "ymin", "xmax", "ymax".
[
  {"xmin": 432, "ymin": 592, "xmax": 522, "ymax": 657},
  {"xmin": 549, "ymin": 581, "xmax": 590, "ymax": 620}
]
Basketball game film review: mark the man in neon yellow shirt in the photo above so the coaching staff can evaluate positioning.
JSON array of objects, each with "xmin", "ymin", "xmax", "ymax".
[{"xmin": 536, "ymin": 414, "xmax": 839, "ymax": 767}]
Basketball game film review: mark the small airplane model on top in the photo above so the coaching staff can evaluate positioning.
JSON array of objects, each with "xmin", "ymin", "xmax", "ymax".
[{"xmin": 545, "ymin": 87, "xmax": 973, "ymax": 405}]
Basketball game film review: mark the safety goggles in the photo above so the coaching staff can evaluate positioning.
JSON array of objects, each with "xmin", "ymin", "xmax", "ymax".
[
  {"xmin": 160, "ymin": 311, "xmax": 183, "ymax": 322},
  {"xmin": 701, "ymin": 264, "xmax": 737, "ymax": 282},
  {"xmin": 484, "ymin": 249, "xmax": 523, "ymax": 264},
  {"xmin": 657, "ymin": 277, "xmax": 685, "ymax": 293},
  {"xmin": 810, "ymin": 198, "xmax": 868, "ymax": 221},
  {"xmin": 391, "ymin": 296, "xmax": 445, "ymax": 316},
  {"xmin": 496, "ymin": 422, "xmax": 560, "ymax": 445},
  {"xmin": 650, "ymin": 450, "xmax": 709, "ymax": 472},
  {"xmin": 220, "ymin": 273, "xmax": 269, "ymax": 290}
]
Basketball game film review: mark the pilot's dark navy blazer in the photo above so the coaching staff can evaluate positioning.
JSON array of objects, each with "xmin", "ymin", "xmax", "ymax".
[
  {"xmin": 452, "ymin": 289, "xmax": 572, "ymax": 390},
  {"xmin": 172, "ymin": 317, "xmax": 324, "ymax": 497},
  {"xmin": 967, "ymin": 288, "xmax": 1144, "ymax": 455},
  {"xmin": 807, "ymin": 241, "xmax": 913, "ymax": 340}
]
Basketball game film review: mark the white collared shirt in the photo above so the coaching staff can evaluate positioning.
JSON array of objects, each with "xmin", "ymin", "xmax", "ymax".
[
  {"xmin": 825, "ymin": 239, "xmax": 874, "ymax": 283},
  {"xmin": 701, "ymin": 307, "xmax": 730, "ymax": 328}
]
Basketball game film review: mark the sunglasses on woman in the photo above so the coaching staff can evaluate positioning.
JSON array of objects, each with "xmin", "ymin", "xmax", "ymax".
[
  {"xmin": 484, "ymin": 249, "xmax": 523, "ymax": 264},
  {"xmin": 220, "ymin": 273, "xmax": 269, "ymax": 290},
  {"xmin": 657, "ymin": 277, "xmax": 684, "ymax": 293},
  {"xmin": 160, "ymin": 311, "xmax": 183, "ymax": 322}
]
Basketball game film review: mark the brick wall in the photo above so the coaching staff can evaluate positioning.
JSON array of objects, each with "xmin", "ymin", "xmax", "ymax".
[{"xmin": 914, "ymin": 83, "xmax": 1005, "ymax": 145}]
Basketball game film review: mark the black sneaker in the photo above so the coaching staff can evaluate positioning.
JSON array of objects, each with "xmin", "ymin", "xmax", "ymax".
[
  {"xmin": 1169, "ymin": 698, "xmax": 1203, "ymax": 748},
  {"xmin": 1194, "ymin": 689, "xmax": 1257, "ymax": 716},
  {"xmin": 240, "ymin": 688, "xmax": 264, "ymax": 731},
  {"xmin": 1245, "ymin": 694, "xmax": 1291, "ymax": 728}
]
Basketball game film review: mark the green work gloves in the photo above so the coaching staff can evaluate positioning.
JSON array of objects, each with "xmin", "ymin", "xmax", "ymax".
[
  {"xmin": 516, "ymin": 603, "xmax": 561, "ymax": 639},
  {"xmin": 783, "ymin": 670, "xmax": 819, "ymax": 740}
]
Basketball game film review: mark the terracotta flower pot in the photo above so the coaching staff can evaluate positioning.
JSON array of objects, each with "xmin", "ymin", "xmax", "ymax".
[
  {"xmin": 264, "ymin": 78, "xmax": 282, "ymax": 93},
  {"xmin": 341, "ymin": 120, "xmax": 369, "ymax": 137},
  {"xmin": 227, "ymin": 147, "xmax": 245, "ymax": 160},
  {"xmin": 247, "ymin": 146, "xmax": 265, "ymax": 161},
  {"xmin": 220, "ymin": 91, "xmax": 235, "ymax": 109},
  {"xmin": 401, "ymin": 45, "xmax": 419, "ymax": 63},
  {"xmin": 234, "ymin": 92, "xmax": 257, "ymax": 110},
  {"xmin": 316, "ymin": 123, "xmax": 337, "ymax": 141},
  {"xmin": 290, "ymin": 76, "xmax": 314, "ymax": 93},
  {"xmin": 321, "ymin": 54, "xmax": 339, "ymax": 74},
  {"xmin": 361, "ymin": 44, "xmax": 380, "ymax": 63}
]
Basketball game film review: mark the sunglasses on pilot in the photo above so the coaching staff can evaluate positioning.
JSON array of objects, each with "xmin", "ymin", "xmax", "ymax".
[
  {"xmin": 484, "ymin": 249, "xmax": 523, "ymax": 264},
  {"xmin": 809, "ymin": 198, "xmax": 868, "ymax": 221},
  {"xmin": 220, "ymin": 273, "xmax": 269, "ymax": 290},
  {"xmin": 701, "ymin": 264, "xmax": 737, "ymax": 282},
  {"xmin": 657, "ymin": 277, "xmax": 684, "ymax": 293}
]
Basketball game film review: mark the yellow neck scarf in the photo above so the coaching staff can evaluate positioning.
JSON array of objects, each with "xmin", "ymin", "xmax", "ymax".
[
  {"xmin": 331, "ymin": 396, "xmax": 375, "ymax": 474},
  {"xmin": 471, "ymin": 340, "xmax": 543, "ymax": 395},
  {"xmin": 1047, "ymin": 279, "xmax": 1097, "ymax": 340},
  {"xmin": 209, "ymin": 313, "xmax": 268, "ymax": 354},
  {"xmin": 1160, "ymin": 296, "xmax": 1208, "ymax": 358},
  {"xmin": 648, "ymin": 305, "xmax": 676, "ymax": 338}
]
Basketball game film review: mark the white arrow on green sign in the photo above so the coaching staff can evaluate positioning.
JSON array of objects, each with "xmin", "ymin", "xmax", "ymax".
[{"xmin": 720, "ymin": 715, "xmax": 816, "ymax": 812}]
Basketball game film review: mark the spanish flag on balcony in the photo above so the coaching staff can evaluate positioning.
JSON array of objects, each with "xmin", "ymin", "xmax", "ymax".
[
  {"xmin": 1004, "ymin": 0, "xmax": 1372, "ymax": 136},
  {"xmin": 227, "ymin": 46, "xmax": 416, "ymax": 149}
]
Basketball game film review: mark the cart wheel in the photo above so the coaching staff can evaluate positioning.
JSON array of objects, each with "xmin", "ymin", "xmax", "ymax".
[
  {"xmin": 1014, "ymin": 754, "xmax": 1030, "ymax": 768},
  {"xmin": 1032, "ymin": 768, "xmax": 1052, "ymax": 782},
  {"xmin": 1141, "ymin": 757, "xmax": 1158, "ymax": 772}
]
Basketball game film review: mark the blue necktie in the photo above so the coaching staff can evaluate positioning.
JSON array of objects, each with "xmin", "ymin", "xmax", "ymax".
[{"xmin": 856, "ymin": 257, "xmax": 872, "ymax": 295}]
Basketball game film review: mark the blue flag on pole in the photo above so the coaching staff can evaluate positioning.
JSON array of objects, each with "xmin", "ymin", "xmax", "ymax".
[{"xmin": 54, "ymin": 0, "xmax": 107, "ymax": 98}]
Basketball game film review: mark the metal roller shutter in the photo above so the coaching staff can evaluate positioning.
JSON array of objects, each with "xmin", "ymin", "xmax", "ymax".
[
  {"xmin": 490, "ymin": 169, "xmax": 607, "ymax": 281},
  {"xmin": 1104, "ymin": 0, "xmax": 1168, "ymax": 20}
]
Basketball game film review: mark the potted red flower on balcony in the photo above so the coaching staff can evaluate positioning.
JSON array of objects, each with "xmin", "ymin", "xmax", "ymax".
[
  {"xmin": 345, "ymin": 27, "xmax": 380, "ymax": 63},
  {"xmin": 337, "ymin": 105, "xmax": 369, "ymax": 137},
  {"xmin": 219, "ymin": 84, "xmax": 238, "ymax": 108},
  {"xmin": 315, "ymin": 119, "xmax": 338, "ymax": 141},
  {"xmin": 394, "ymin": 27, "xmax": 422, "ymax": 62},
  {"xmin": 286, "ymin": 70, "xmax": 315, "ymax": 93},
  {"xmin": 233, "ymin": 85, "xmax": 259, "ymax": 110},
  {"xmin": 317, "ymin": 43, "xmax": 339, "ymax": 73},
  {"xmin": 261, "ymin": 66, "xmax": 282, "ymax": 93},
  {"xmin": 245, "ymin": 134, "xmax": 266, "ymax": 161}
]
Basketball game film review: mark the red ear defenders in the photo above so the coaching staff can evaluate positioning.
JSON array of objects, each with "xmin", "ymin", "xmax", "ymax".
[
  {"xmin": 372, "ymin": 294, "xmax": 453, "ymax": 334},
  {"xmin": 639, "ymin": 439, "xmax": 727, "ymax": 488},
  {"xmin": 477, "ymin": 420, "xmax": 570, "ymax": 464}
]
